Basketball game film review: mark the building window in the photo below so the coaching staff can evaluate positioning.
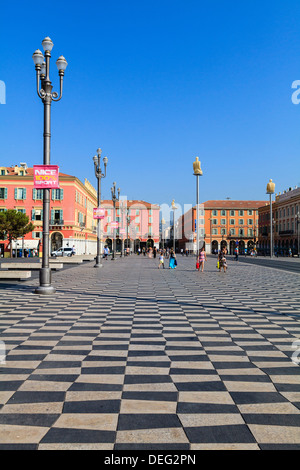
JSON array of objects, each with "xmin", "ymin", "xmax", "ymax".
[
  {"xmin": 14, "ymin": 188, "xmax": 26, "ymax": 200},
  {"xmin": 230, "ymin": 210, "xmax": 235, "ymax": 216},
  {"xmin": 0, "ymin": 188, "xmax": 8, "ymax": 199},
  {"xmin": 32, "ymin": 209, "xmax": 43, "ymax": 221},
  {"xmin": 33, "ymin": 189, "xmax": 43, "ymax": 200},
  {"xmin": 239, "ymin": 210, "xmax": 244, "ymax": 216},
  {"xmin": 221, "ymin": 228, "xmax": 227, "ymax": 235},
  {"xmin": 248, "ymin": 228, "xmax": 253, "ymax": 237},
  {"xmin": 248, "ymin": 210, "xmax": 253, "ymax": 215},
  {"xmin": 221, "ymin": 210, "xmax": 226, "ymax": 216},
  {"xmin": 212, "ymin": 219, "xmax": 218, "ymax": 225},
  {"xmin": 52, "ymin": 189, "xmax": 64, "ymax": 201},
  {"xmin": 212, "ymin": 210, "xmax": 218, "ymax": 216},
  {"xmin": 239, "ymin": 219, "xmax": 244, "ymax": 225},
  {"xmin": 0, "ymin": 170, "xmax": 6, "ymax": 176},
  {"xmin": 239, "ymin": 228, "xmax": 244, "ymax": 236},
  {"xmin": 248, "ymin": 219, "xmax": 253, "ymax": 225},
  {"xmin": 212, "ymin": 228, "xmax": 218, "ymax": 235},
  {"xmin": 221, "ymin": 219, "xmax": 226, "ymax": 225},
  {"xmin": 230, "ymin": 228, "xmax": 236, "ymax": 236}
]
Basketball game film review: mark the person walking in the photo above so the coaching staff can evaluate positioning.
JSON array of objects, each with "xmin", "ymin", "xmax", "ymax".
[
  {"xmin": 218, "ymin": 248, "xmax": 227, "ymax": 273},
  {"xmin": 197, "ymin": 247, "xmax": 207, "ymax": 272},
  {"xmin": 158, "ymin": 251, "xmax": 165, "ymax": 269},
  {"xmin": 169, "ymin": 249, "xmax": 176, "ymax": 269},
  {"xmin": 234, "ymin": 246, "xmax": 239, "ymax": 261}
]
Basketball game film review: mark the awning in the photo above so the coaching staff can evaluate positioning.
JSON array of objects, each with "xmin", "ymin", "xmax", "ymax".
[{"xmin": 12, "ymin": 240, "xmax": 39, "ymax": 250}]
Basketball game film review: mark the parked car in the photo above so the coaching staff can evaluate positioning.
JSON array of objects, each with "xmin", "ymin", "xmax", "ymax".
[{"xmin": 51, "ymin": 247, "xmax": 73, "ymax": 257}]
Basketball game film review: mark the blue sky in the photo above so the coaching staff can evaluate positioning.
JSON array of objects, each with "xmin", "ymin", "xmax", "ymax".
[{"xmin": 1, "ymin": 0, "xmax": 300, "ymax": 211}]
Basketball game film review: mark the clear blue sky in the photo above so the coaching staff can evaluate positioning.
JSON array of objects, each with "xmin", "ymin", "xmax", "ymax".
[{"xmin": 1, "ymin": 0, "xmax": 300, "ymax": 211}]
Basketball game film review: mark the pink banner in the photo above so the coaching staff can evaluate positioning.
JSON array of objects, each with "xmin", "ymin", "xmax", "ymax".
[
  {"xmin": 33, "ymin": 165, "xmax": 59, "ymax": 189},
  {"xmin": 93, "ymin": 208, "xmax": 105, "ymax": 219}
]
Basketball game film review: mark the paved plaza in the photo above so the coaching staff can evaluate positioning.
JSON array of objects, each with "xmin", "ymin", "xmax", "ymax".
[{"xmin": 0, "ymin": 254, "xmax": 300, "ymax": 450}]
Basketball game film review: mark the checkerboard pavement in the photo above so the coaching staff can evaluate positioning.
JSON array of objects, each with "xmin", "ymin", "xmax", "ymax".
[{"xmin": 0, "ymin": 255, "xmax": 300, "ymax": 450}]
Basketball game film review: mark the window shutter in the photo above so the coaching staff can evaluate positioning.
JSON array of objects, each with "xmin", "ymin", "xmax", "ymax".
[
  {"xmin": 4, "ymin": 188, "xmax": 7, "ymax": 199},
  {"xmin": 60, "ymin": 188, "xmax": 64, "ymax": 200},
  {"xmin": 32, "ymin": 209, "xmax": 35, "ymax": 221},
  {"xmin": 33, "ymin": 188, "xmax": 36, "ymax": 200},
  {"xmin": 51, "ymin": 209, "xmax": 54, "ymax": 221},
  {"xmin": 23, "ymin": 188, "xmax": 26, "ymax": 200},
  {"xmin": 60, "ymin": 209, "xmax": 63, "ymax": 221},
  {"xmin": 15, "ymin": 188, "xmax": 18, "ymax": 199}
]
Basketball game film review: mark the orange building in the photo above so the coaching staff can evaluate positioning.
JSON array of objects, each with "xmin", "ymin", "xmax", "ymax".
[
  {"xmin": 0, "ymin": 163, "xmax": 98, "ymax": 257},
  {"xmin": 177, "ymin": 200, "xmax": 266, "ymax": 255}
]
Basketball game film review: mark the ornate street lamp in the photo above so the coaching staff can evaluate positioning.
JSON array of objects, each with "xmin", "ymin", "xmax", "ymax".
[
  {"xmin": 193, "ymin": 157, "xmax": 203, "ymax": 257},
  {"xmin": 93, "ymin": 149, "xmax": 108, "ymax": 267},
  {"xmin": 266, "ymin": 179, "xmax": 275, "ymax": 258},
  {"xmin": 171, "ymin": 199, "xmax": 177, "ymax": 252},
  {"xmin": 161, "ymin": 217, "xmax": 166, "ymax": 251},
  {"xmin": 111, "ymin": 182, "xmax": 120, "ymax": 260},
  {"xmin": 32, "ymin": 37, "xmax": 67, "ymax": 295}
]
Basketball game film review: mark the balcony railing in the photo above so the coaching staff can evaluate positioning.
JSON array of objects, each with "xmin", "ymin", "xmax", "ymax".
[{"xmin": 50, "ymin": 219, "xmax": 64, "ymax": 226}]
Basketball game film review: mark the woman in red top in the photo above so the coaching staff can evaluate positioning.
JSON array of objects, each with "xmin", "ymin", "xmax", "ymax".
[{"xmin": 197, "ymin": 247, "xmax": 207, "ymax": 272}]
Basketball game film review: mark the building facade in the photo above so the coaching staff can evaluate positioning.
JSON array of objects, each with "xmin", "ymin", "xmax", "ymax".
[
  {"xmin": 177, "ymin": 200, "xmax": 266, "ymax": 255},
  {"xmin": 100, "ymin": 199, "xmax": 160, "ymax": 253},
  {"xmin": 0, "ymin": 163, "xmax": 98, "ymax": 257},
  {"xmin": 0, "ymin": 164, "xmax": 160, "ymax": 257},
  {"xmin": 258, "ymin": 186, "xmax": 300, "ymax": 256}
]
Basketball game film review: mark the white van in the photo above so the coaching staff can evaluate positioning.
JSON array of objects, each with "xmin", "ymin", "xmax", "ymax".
[{"xmin": 51, "ymin": 247, "xmax": 73, "ymax": 257}]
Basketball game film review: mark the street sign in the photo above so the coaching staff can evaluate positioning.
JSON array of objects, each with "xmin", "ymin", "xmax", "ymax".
[
  {"xmin": 33, "ymin": 165, "xmax": 59, "ymax": 189},
  {"xmin": 93, "ymin": 208, "xmax": 105, "ymax": 219}
]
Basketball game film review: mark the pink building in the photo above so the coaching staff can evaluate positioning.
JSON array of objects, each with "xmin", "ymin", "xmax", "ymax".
[{"xmin": 100, "ymin": 199, "xmax": 160, "ymax": 252}]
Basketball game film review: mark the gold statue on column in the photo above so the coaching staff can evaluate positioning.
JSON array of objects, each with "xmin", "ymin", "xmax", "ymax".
[{"xmin": 193, "ymin": 157, "xmax": 203, "ymax": 176}]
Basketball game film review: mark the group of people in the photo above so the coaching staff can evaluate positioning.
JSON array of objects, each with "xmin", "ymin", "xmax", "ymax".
[{"xmin": 158, "ymin": 248, "xmax": 177, "ymax": 269}]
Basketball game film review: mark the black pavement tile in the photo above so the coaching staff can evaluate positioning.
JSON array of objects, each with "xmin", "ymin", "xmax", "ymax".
[
  {"xmin": 68, "ymin": 383, "xmax": 123, "ymax": 392},
  {"xmin": 63, "ymin": 400, "xmax": 121, "ymax": 413},
  {"xmin": 124, "ymin": 375, "xmax": 172, "ymax": 384},
  {"xmin": 0, "ymin": 413, "xmax": 60, "ymax": 427},
  {"xmin": 122, "ymin": 391, "xmax": 178, "ymax": 401},
  {"xmin": 259, "ymin": 444, "xmax": 300, "ymax": 450},
  {"xmin": 177, "ymin": 403, "xmax": 240, "ymax": 414},
  {"xmin": 7, "ymin": 391, "xmax": 65, "ymax": 404},
  {"xmin": 0, "ymin": 381, "xmax": 24, "ymax": 391},
  {"xmin": 243, "ymin": 414, "xmax": 300, "ymax": 426},
  {"xmin": 81, "ymin": 366, "xmax": 125, "ymax": 374},
  {"xmin": 230, "ymin": 392, "xmax": 288, "ymax": 405},
  {"xmin": 37, "ymin": 361, "xmax": 82, "ymax": 369},
  {"xmin": 117, "ymin": 414, "xmax": 181, "ymax": 430},
  {"xmin": 28, "ymin": 374, "xmax": 79, "ymax": 382},
  {"xmin": 175, "ymin": 381, "xmax": 227, "ymax": 392},
  {"xmin": 40, "ymin": 428, "xmax": 116, "ymax": 443},
  {"xmin": 0, "ymin": 444, "xmax": 38, "ymax": 450},
  {"xmin": 185, "ymin": 424, "xmax": 257, "ymax": 443},
  {"xmin": 114, "ymin": 443, "xmax": 190, "ymax": 450}
]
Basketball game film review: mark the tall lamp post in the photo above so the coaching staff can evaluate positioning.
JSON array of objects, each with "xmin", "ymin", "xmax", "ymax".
[
  {"xmin": 266, "ymin": 179, "xmax": 275, "ymax": 258},
  {"xmin": 111, "ymin": 182, "xmax": 120, "ymax": 260},
  {"xmin": 193, "ymin": 157, "xmax": 203, "ymax": 257},
  {"xmin": 93, "ymin": 149, "xmax": 108, "ymax": 267},
  {"xmin": 161, "ymin": 217, "xmax": 166, "ymax": 251},
  {"xmin": 32, "ymin": 37, "xmax": 67, "ymax": 295},
  {"xmin": 171, "ymin": 200, "xmax": 177, "ymax": 252}
]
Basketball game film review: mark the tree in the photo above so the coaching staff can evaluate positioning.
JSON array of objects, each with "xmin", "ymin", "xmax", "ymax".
[{"xmin": 0, "ymin": 210, "xmax": 35, "ymax": 257}]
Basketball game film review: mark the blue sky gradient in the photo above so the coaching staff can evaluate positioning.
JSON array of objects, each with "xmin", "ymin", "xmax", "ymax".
[{"xmin": 1, "ymin": 0, "xmax": 300, "ymax": 209}]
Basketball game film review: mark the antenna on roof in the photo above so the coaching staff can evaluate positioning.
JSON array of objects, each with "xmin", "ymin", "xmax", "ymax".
[{"xmin": 226, "ymin": 197, "xmax": 231, "ymax": 200}]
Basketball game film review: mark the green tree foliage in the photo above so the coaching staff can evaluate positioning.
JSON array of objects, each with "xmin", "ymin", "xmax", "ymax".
[{"xmin": 0, "ymin": 210, "xmax": 35, "ymax": 257}]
